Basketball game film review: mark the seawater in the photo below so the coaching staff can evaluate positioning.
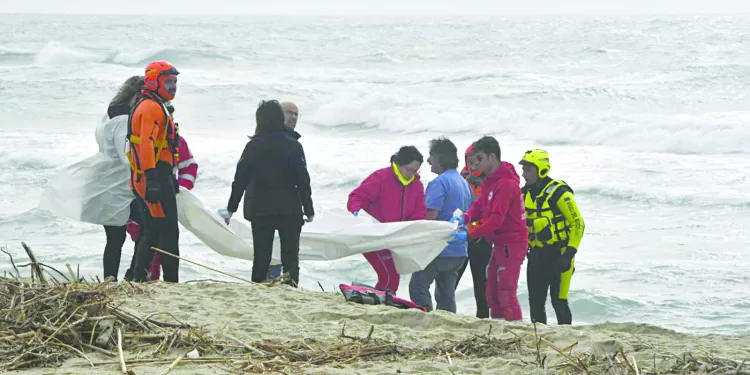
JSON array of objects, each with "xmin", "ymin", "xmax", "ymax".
[{"xmin": 1, "ymin": 14, "xmax": 749, "ymax": 335}]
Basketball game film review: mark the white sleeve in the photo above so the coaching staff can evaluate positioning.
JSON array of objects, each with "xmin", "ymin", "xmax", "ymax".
[{"xmin": 112, "ymin": 116, "xmax": 130, "ymax": 166}]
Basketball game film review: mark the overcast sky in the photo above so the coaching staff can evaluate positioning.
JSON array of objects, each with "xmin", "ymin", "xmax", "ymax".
[{"xmin": 0, "ymin": 0, "xmax": 749, "ymax": 15}]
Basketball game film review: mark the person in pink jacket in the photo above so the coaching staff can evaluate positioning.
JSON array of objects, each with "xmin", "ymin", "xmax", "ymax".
[
  {"xmin": 347, "ymin": 146, "xmax": 427, "ymax": 293},
  {"xmin": 125, "ymin": 133, "xmax": 198, "ymax": 281}
]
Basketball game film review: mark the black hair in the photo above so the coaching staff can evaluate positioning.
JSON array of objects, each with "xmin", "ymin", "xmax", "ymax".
[
  {"xmin": 108, "ymin": 75, "xmax": 144, "ymax": 117},
  {"xmin": 390, "ymin": 146, "xmax": 424, "ymax": 166},
  {"xmin": 428, "ymin": 137, "xmax": 459, "ymax": 170},
  {"xmin": 471, "ymin": 136, "xmax": 501, "ymax": 161},
  {"xmin": 254, "ymin": 100, "xmax": 286, "ymax": 136}
]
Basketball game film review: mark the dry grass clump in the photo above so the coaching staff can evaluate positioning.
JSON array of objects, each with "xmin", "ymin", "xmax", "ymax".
[{"xmin": 1, "ymin": 242, "xmax": 748, "ymax": 374}]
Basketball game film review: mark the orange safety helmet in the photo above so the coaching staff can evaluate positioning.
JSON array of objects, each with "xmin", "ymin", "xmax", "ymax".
[{"xmin": 144, "ymin": 60, "xmax": 179, "ymax": 101}]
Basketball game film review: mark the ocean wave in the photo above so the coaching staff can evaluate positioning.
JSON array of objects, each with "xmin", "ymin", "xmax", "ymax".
[
  {"xmin": 577, "ymin": 185, "xmax": 750, "ymax": 208},
  {"xmin": 582, "ymin": 322, "xmax": 683, "ymax": 336},
  {"xmin": 305, "ymin": 82, "xmax": 750, "ymax": 154},
  {"xmin": 0, "ymin": 41, "xmax": 236, "ymax": 67},
  {"xmin": 493, "ymin": 86, "xmax": 641, "ymax": 101},
  {"xmin": 0, "ymin": 150, "xmax": 59, "ymax": 172},
  {"xmin": 0, "ymin": 45, "xmax": 35, "ymax": 57},
  {"xmin": 102, "ymin": 47, "xmax": 235, "ymax": 66},
  {"xmin": 429, "ymin": 72, "xmax": 504, "ymax": 83},
  {"xmin": 361, "ymin": 50, "xmax": 402, "ymax": 64}
]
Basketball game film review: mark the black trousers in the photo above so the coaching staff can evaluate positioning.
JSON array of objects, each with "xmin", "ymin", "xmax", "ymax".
[
  {"xmin": 455, "ymin": 237, "xmax": 493, "ymax": 318},
  {"xmin": 123, "ymin": 199, "xmax": 144, "ymax": 282},
  {"xmin": 249, "ymin": 215, "xmax": 303, "ymax": 286},
  {"xmin": 102, "ymin": 199, "xmax": 141, "ymax": 280},
  {"xmin": 527, "ymin": 245, "xmax": 573, "ymax": 325},
  {"xmin": 132, "ymin": 169, "xmax": 180, "ymax": 283},
  {"xmin": 102, "ymin": 225, "xmax": 126, "ymax": 280}
]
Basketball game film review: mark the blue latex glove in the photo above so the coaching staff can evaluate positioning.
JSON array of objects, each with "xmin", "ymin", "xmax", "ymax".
[
  {"xmin": 448, "ymin": 231, "xmax": 467, "ymax": 244},
  {"xmin": 218, "ymin": 208, "xmax": 231, "ymax": 219},
  {"xmin": 352, "ymin": 210, "xmax": 360, "ymax": 217},
  {"xmin": 449, "ymin": 214, "xmax": 465, "ymax": 226}
]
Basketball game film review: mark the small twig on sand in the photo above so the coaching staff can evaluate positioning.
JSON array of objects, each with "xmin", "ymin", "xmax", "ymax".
[
  {"xmin": 21, "ymin": 242, "xmax": 46, "ymax": 284},
  {"xmin": 620, "ymin": 347, "xmax": 636, "ymax": 374},
  {"xmin": 152, "ymin": 247, "xmax": 257, "ymax": 285},
  {"xmin": 631, "ymin": 355, "xmax": 640, "ymax": 375},
  {"xmin": 228, "ymin": 335, "xmax": 265, "ymax": 357},
  {"xmin": 141, "ymin": 312, "xmax": 192, "ymax": 329},
  {"xmin": 533, "ymin": 323, "xmax": 542, "ymax": 368},
  {"xmin": 16, "ymin": 262, "xmax": 71, "ymax": 282},
  {"xmin": 117, "ymin": 328, "xmax": 127, "ymax": 374},
  {"xmin": 159, "ymin": 348, "xmax": 192, "ymax": 375},
  {"xmin": 65, "ymin": 264, "xmax": 78, "ymax": 283},
  {"xmin": 541, "ymin": 337, "xmax": 590, "ymax": 375},
  {"xmin": 184, "ymin": 279, "xmax": 232, "ymax": 284},
  {"xmin": 0, "ymin": 247, "xmax": 20, "ymax": 278}
]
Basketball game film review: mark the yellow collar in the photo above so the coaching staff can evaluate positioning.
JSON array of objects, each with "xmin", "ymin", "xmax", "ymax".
[{"xmin": 392, "ymin": 162, "xmax": 414, "ymax": 186}]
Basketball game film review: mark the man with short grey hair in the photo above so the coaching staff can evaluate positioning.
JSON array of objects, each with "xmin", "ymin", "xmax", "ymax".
[
  {"xmin": 268, "ymin": 101, "xmax": 302, "ymax": 280},
  {"xmin": 281, "ymin": 102, "xmax": 300, "ymax": 134}
]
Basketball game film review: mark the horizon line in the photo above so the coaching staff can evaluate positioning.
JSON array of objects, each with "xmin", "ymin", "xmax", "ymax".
[{"xmin": 1, "ymin": 11, "xmax": 749, "ymax": 16}]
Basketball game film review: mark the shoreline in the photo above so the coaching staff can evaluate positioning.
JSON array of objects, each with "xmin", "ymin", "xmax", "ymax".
[{"xmin": 3, "ymin": 279, "xmax": 749, "ymax": 375}]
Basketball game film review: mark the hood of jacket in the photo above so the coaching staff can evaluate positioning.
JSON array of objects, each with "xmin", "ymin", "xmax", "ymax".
[{"xmin": 485, "ymin": 161, "xmax": 521, "ymax": 186}]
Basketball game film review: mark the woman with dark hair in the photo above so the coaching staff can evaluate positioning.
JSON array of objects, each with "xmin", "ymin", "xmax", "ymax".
[
  {"xmin": 39, "ymin": 75, "xmax": 143, "ymax": 280},
  {"xmin": 347, "ymin": 146, "xmax": 427, "ymax": 293},
  {"xmin": 225, "ymin": 100, "xmax": 314, "ymax": 287},
  {"xmin": 99, "ymin": 76, "xmax": 146, "ymax": 281}
]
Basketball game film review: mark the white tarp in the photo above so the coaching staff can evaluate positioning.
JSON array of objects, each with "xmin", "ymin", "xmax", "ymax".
[
  {"xmin": 38, "ymin": 152, "xmax": 133, "ymax": 227},
  {"xmin": 176, "ymin": 189, "xmax": 456, "ymax": 274}
]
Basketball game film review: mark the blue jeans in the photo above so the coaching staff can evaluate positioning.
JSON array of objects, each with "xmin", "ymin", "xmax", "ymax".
[
  {"xmin": 409, "ymin": 256, "xmax": 467, "ymax": 313},
  {"xmin": 268, "ymin": 264, "xmax": 283, "ymax": 279}
]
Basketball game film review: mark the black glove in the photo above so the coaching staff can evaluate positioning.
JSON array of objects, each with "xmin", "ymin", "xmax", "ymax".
[
  {"xmin": 556, "ymin": 247, "xmax": 577, "ymax": 273},
  {"xmin": 143, "ymin": 168, "xmax": 161, "ymax": 204}
]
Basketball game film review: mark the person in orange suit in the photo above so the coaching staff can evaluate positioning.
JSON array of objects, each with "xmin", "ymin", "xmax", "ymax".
[{"xmin": 126, "ymin": 60, "xmax": 182, "ymax": 282}]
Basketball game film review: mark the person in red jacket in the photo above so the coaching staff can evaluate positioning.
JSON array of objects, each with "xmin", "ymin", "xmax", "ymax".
[
  {"xmin": 450, "ymin": 136, "xmax": 528, "ymax": 321},
  {"xmin": 347, "ymin": 146, "xmax": 427, "ymax": 293}
]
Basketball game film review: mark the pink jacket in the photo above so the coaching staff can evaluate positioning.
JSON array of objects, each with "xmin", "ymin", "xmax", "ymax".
[{"xmin": 347, "ymin": 166, "xmax": 427, "ymax": 223}]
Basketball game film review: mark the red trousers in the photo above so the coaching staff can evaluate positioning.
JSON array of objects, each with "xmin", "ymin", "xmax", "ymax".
[
  {"xmin": 363, "ymin": 249, "xmax": 400, "ymax": 293},
  {"xmin": 486, "ymin": 242, "xmax": 527, "ymax": 321}
]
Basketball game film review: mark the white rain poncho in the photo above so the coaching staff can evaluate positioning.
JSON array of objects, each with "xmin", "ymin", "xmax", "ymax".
[{"xmin": 38, "ymin": 114, "xmax": 134, "ymax": 226}]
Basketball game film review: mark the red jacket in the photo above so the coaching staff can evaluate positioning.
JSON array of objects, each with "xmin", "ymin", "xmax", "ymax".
[
  {"xmin": 347, "ymin": 165, "xmax": 426, "ymax": 223},
  {"xmin": 175, "ymin": 136, "xmax": 198, "ymax": 190},
  {"xmin": 463, "ymin": 162, "xmax": 528, "ymax": 248}
]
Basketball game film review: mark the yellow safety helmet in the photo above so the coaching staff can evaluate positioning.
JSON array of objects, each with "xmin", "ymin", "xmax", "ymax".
[{"xmin": 519, "ymin": 149, "xmax": 551, "ymax": 179}]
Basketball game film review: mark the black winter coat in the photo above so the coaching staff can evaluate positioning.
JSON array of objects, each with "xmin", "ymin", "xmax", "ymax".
[{"xmin": 227, "ymin": 130, "xmax": 314, "ymax": 220}]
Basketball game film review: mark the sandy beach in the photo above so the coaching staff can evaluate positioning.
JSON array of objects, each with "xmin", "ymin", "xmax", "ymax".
[{"xmin": 4, "ymin": 279, "xmax": 750, "ymax": 375}]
